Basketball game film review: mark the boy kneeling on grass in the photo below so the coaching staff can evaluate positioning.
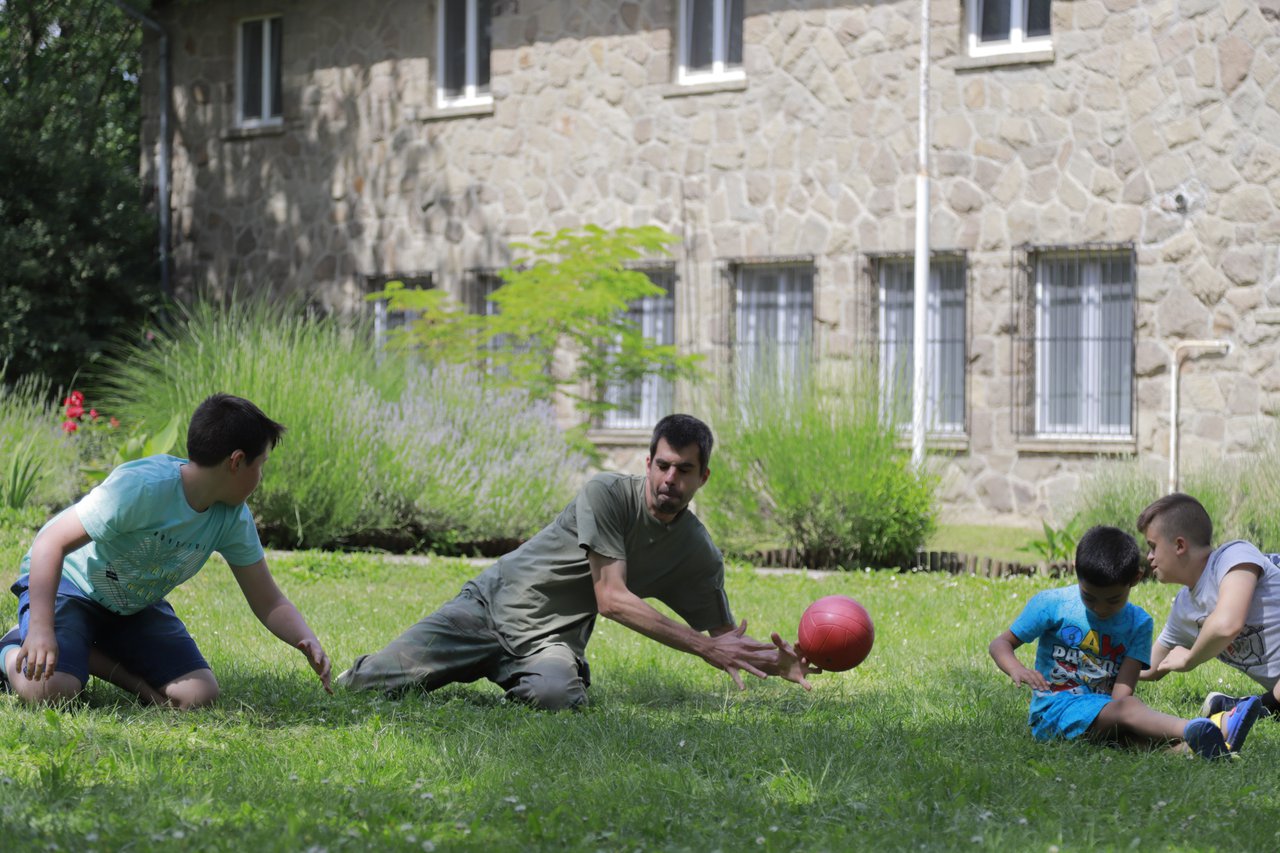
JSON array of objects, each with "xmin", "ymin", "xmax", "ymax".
[
  {"xmin": 989, "ymin": 525, "xmax": 1261, "ymax": 760},
  {"xmin": 0, "ymin": 394, "xmax": 331, "ymax": 708},
  {"xmin": 1136, "ymin": 492, "xmax": 1280, "ymax": 723}
]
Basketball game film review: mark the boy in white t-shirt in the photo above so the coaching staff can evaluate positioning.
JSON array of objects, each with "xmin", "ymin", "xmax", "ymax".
[
  {"xmin": 1, "ymin": 394, "xmax": 331, "ymax": 708},
  {"xmin": 1137, "ymin": 492, "xmax": 1280, "ymax": 719}
]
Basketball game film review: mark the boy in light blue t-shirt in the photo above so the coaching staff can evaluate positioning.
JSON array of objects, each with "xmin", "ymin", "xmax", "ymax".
[
  {"xmin": 989, "ymin": 525, "xmax": 1262, "ymax": 760},
  {"xmin": 1, "ymin": 394, "xmax": 331, "ymax": 708}
]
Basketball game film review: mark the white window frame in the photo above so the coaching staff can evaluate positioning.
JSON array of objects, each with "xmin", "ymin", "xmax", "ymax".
[
  {"xmin": 603, "ymin": 269, "xmax": 676, "ymax": 430},
  {"xmin": 1033, "ymin": 252, "xmax": 1134, "ymax": 438},
  {"xmin": 677, "ymin": 0, "xmax": 745, "ymax": 85},
  {"xmin": 876, "ymin": 255, "xmax": 967, "ymax": 436},
  {"xmin": 734, "ymin": 263, "xmax": 814, "ymax": 397},
  {"xmin": 437, "ymin": 0, "xmax": 492, "ymax": 108},
  {"xmin": 236, "ymin": 16, "xmax": 283, "ymax": 128},
  {"xmin": 965, "ymin": 0, "xmax": 1052, "ymax": 59},
  {"xmin": 369, "ymin": 275, "xmax": 430, "ymax": 356}
]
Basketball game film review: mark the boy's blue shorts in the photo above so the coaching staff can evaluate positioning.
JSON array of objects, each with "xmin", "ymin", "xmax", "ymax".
[
  {"xmin": 1028, "ymin": 690, "xmax": 1113, "ymax": 741},
  {"xmin": 4, "ymin": 577, "xmax": 208, "ymax": 689}
]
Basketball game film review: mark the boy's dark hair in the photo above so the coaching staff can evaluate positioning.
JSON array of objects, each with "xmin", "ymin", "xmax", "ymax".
[
  {"xmin": 186, "ymin": 394, "xmax": 286, "ymax": 466},
  {"xmin": 1075, "ymin": 525, "xmax": 1142, "ymax": 586},
  {"xmin": 1135, "ymin": 492, "xmax": 1212, "ymax": 547},
  {"xmin": 650, "ymin": 414, "xmax": 714, "ymax": 473}
]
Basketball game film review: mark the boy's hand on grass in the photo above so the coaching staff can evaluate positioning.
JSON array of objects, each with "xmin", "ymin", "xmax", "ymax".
[
  {"xmin": 1154, "ymin": 646, "xmax": 1193, "ymax": 674},
  {"xmin": 296, "ymin": 638, "xmax": 333, "ymax": 694},
  {"xmin": 1008, "ymin": 664, "xmax": 1049, "ymax": 691},
  {"xmin": 17, "ymin": 625, "xmax": 59, "ymax": 682},
  {"xmin": 768, "ymin": 632, "xmax": 822, "ymax": 691}
]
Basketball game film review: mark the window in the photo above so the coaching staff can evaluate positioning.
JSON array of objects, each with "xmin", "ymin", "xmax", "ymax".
[
  {"xmin": 1013, "ymin": 247, "xmax": 1134, "ymax": 439},
  {"xmin": 237, "ymin": 16, "xmax": 283, "ymax": 126},
  {"xmin": 734, "ymin": 263, "xmax": 814, "ymax": 395},
  {"xmin": 604, "ymin": 269, "xmax": 676, "ymax": 430},
  {"xmin": 874, "ymin": 254, "xmax": 967, "ymax": 435},
  {"xmin": 438, "ymin": 0, "xmax": 492, "ymax": 107},
  {"xmin": 678, "ymin": 0, "xmax": 744, "ymax": 84},
  {"xmin": 368, "ymin": 274, "xmax": 431, "ymax": 353},
  {"xmin": 965, "ymin": 0, "xmax": 1051, "ymax": 58}
]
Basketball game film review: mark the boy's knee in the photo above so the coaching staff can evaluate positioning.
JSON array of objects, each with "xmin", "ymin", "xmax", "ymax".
[
  {"xmin": 14, "ymin": 672, "xmax": 85, "ymax": 706},
  {"xmin": 162, "ymin": 669, "xmax": 220, "ymax": 710}
]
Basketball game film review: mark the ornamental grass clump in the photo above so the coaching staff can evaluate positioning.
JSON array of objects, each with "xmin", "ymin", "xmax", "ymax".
[
  {"xmin": 377, "ymin": 367, "xmax": 587, "ymax": 545},
  {"xmin": 701, "ymin": 361, "xmax": 936, "ymax": 570},
  {"xmin": 0, "ymin": 373, "xmax": 79, "ymax": 511},
  {"xmin": 96, "ymin": 297, "xmax": 584, "ymax": 550}
]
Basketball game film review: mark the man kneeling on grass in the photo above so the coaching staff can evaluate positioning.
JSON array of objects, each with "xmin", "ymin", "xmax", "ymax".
[
  {"xmin": 338, "ymin": 413, "xmax": 817, "ymax": 710},
  {"xmin": 989, "ymin": 525, "xmax": 1262, "ymax": 760}
]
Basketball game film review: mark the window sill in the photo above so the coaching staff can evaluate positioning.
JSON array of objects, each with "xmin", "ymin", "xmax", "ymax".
[
  {"xmin": 587, "ymin": 428, "xmax": 651, "ymax": 446},
  {"xmin": 222, "ymin": 123, "xmax": 287, "ymax": 141},
  {"xmin": 894, "ymin": 434, "xmax": 970, "ymax": 453},
  {"xmin": 1014, "ymin": 436, "xmax": 1136, "ymax": 455},
  {"xmin": 952, "ymin": 46, "xmax": 1055, "ymax": 72},
  {"xmin": 662, "ymin": 76, "xmax": 748, "ymax": 98},
  {"xmin": 413, "ymin": 101, "xmax": 495, "ymax": 122}
]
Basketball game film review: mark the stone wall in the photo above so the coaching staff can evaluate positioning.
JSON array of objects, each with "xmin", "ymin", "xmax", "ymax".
[{"xmin": 141, "ymin": 0, "xmax": 1280, "ymax": 524}]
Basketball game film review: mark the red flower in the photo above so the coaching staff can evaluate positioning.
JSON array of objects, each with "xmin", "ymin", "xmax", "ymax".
[
  {"xmin": 65, "ymin": 390, "xmax": 84, "ymax": 406},
  {"xmin": 89, "ymin": 409, "xmax": 99, "ymax": 420},
  {"xmin": 61, "ymin": 420, "xmax": 78, "ymax": 433},
  {"xmin": 65, "ymin": 403, "xmax": 84, "ymax": 420},
  {"xmin": 109, "ymin": 417, "xmax": 121, "ymax": 428}
]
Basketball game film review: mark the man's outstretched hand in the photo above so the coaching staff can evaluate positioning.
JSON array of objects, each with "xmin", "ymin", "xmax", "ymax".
[
  {"xmin": 704, "ymin": 620, "xmax": 779, "ymax": 689},
  {"xmin": 768, "ymin": 632, "xmax": 823, "ymax": 691}
]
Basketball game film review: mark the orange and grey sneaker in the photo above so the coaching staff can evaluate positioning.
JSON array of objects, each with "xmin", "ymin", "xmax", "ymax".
[{"xmin": 1211, "ymin": 695, "xmax": 1263, "ymax": 754}]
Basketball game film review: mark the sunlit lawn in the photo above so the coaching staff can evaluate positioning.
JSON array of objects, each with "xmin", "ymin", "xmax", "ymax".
[{"xmin": 0, "ymin": 545, "xmax": 1277, "ymax": 851}]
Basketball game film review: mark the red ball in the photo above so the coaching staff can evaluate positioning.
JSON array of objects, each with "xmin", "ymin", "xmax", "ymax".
[{"xmin": 797, "ymin": 595, "xmax": 875, "ymax": 672}]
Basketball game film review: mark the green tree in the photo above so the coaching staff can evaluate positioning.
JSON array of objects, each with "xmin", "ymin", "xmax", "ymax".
[
  {"xmin": 373, "ymin": 225, "xmax": 704, "ymax": 421},
  {"xmin": 0, "ymin": 0, "xmax": 159, "ymax": 388}
]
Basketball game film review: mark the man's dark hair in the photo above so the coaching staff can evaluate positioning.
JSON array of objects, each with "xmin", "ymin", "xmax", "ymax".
[
  {"xmin": 186, "ymin": 393, "xmax": 286, "ymax": 466},
  {"xmin": 1136, "ymin": 492, "xmax": 1213, "ymax": 547},
  {"xmin": 649, "ymin": 414, "xmax": 714, "ymax": 473},
  {"xmin": 1075, "ymin": 525, "xmax": 1142, "ymax": 586}
]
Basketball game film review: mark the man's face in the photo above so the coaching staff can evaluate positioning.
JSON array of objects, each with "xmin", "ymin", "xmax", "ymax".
[
  {"xmin": 644, "ymin": 438, "xmax": 709, "ymax": 521},
  {"xmin": 1143, "ymin": 519, "xmax": 1180, "ymax": 583},
  {"xmin": 1077, "ymin": 578, "xmax": 1133, "ymax": 620}
]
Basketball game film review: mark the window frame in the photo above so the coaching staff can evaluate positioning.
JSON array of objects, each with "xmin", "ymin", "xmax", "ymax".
[
  {"xmin": 965, "ymin": 0, "xmax": 1052, "ymax": 59},
  {"xmin": 368, "ymin": 274, "xmax": 432, "ymax": 355},
  {"xmin": 1012, "ymin": 244, "xmax": 1136, "ymax": 441},
  {"xmin": 236, "ymin": 15, "xmax": 284, "ymax": 128},
  {"xmin": 437, "ymin": 0, "xmax": 492, "ymax": 109},
  {"xmin": 732, "ymin": 261, "xmax": 815, "ymax": 397},
  {"xmin": 871, "ymin": 252, "xmax": 969, "ymax": 437},
  {"xmin": 677, "ymin": 0, "xmax": 745, "ymax": 86},
  {"xmin": 602, "ymin": 267, "xmax": 678, "ymax": 431}
]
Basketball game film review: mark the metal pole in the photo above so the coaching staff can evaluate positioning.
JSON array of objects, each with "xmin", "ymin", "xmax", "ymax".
[{"xmin": 911, "ymin": 0, "xmax": 931, "ymax": 469}]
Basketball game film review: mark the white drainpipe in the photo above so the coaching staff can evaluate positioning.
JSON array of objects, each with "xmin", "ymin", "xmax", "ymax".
[{"xmin": 1168, "ymin": 339, "xmax": 1232, "ymax": 494}]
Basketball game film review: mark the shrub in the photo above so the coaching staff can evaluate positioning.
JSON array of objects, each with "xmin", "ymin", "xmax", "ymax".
[
  {"xmin": 0, "ymin": 374, "xmax": 80, "ymax": 511},
  {"xmin": 700, "ymin": 362, "xmax": 937, "ymax": 569},
  {"xmin": 376, "ymin": 367, "xmax": 587, "ymax": 546},
  {"xmin": 95, "ymin": 297, "xmax": 584, "ymax": 549}
]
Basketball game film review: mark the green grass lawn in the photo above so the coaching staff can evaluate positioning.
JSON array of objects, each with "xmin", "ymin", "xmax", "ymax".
[{"xmin": 1, "ymin": 547, "xmax": 1277, "ymax": 851}]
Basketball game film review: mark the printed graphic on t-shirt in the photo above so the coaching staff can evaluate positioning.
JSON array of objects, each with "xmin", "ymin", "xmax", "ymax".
[
  {"xmin": 1048, "ymin": 625, "xmax": 1127, "ymax": 694},
  {"xmin": 1217, "ymin": 623, "xmax": 1266, "ymax": 670},
  {"xmin": 89, "ymin": 531, "xmax": 208, "ymax": 612}
]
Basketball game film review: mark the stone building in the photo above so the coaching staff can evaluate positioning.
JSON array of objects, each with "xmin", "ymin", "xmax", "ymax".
[{"xmin": 140, "ymin": 0, "xmax": 1280, "ymax": 524}]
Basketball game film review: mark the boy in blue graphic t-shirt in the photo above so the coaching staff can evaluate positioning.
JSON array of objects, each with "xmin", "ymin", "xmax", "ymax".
[
  {"xmin": 1, "ymin": 394, "xmax": 331, "ymax": 708},
  {"xmin": 989, "ymin": 525, "xmax": 1261, "ymax": 760}
]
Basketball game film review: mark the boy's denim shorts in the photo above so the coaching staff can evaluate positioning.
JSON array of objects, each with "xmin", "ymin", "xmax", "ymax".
[{"xmin": 4, "ymin": 577, "xmax": 208, "ymax": 689}]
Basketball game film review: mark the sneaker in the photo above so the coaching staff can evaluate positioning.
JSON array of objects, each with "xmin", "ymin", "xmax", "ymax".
[
  {"xmin": 1184, "ymin": 717, "xmax": 1229, "ymax": 759},
  {"xmin": 1212, "ymin": 694, "xmax": 1263, "ymax": 753},
  {"xmin": 1201, "ymin": 691, "xmax": 1244, "ymax": 717},
  {"xmin": 0, "ymin": 643, "xmax": 15, "ymax": 694}
]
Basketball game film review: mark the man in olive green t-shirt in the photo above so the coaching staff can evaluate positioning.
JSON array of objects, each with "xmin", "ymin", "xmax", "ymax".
[{"xmin": 337, "ymin": 414, "xmax": 816, "ymax": 709}]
